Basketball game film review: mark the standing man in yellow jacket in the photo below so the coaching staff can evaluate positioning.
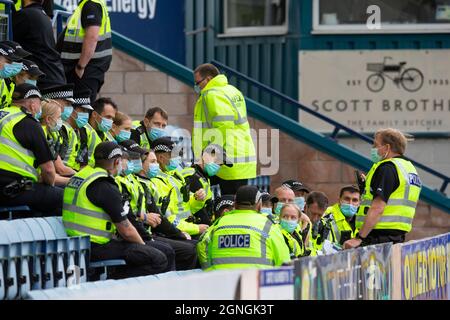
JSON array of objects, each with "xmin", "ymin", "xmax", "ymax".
[
  {"xmin": 192, "ymin": 63, "xmax": 256, "ymax": 195},
  {"xmin": 344, "ymin": 128, "xmax": 422, "ymax": 248}
]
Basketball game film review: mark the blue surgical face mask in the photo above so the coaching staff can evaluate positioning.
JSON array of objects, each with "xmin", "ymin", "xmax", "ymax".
[
  {"xmin": 204, "ymin": 162, "xmax": 220, "ymax": 177},
  {"xmin": 294, "ymin": 197, "xmax": 305, "ymax": 211},
  {"xmin": 34, "ymin": 110, "xmax": 42, "ymax": 120},
  {"xmin": 340, "ymin": 203, "xmax": 358, "ymax": 218},
  {"xmin": 131, "ymin": 159, "xmax": 143, "ymax": 174},
  {"xmin": 98, "ymin": 117, "xmax": 113, "ymax": 132},
  {"xmin": 260, "ymin": 207, "xmax": 274, "ymax": 217},
  {"xmin": 165, "ymin": 157, "xmax": 181, "ymax": 171},
  {"xmin": 0, "ymin": 62, "xmax": 23, "ymax": 78},
  {"xmin": 25, "ymin": 79, "xmax": 37, "ymax": 86},
  {"xmin": 61, "ymin": 106, "xmax": 73, "ymax": 121},
  {"xmin": 75, "ymin": 112, "xmax": 89, "ymax": 128},
  {"xmin": 124, "ymin": 161, "xmax": 134, "ymax": 176},
  {"xmin": 274, "ymin": 202, "xmax": 284, "ymax": 215},
  {"xmin": 194, "ymin": 85, "xmax": 201, "ymax": 94},
  {"xmin": 280, "ymin": 219, "xmax": 299, "ymax": 234},
  {"xmin": 116, "ymin": 130, "xmax": 131, "ymax": 143},
  {"xmin": 370, "ymin": 148, "xmax": 382, "ymax": 163},
  {"xmin": 50, "ymin": 119, "xmax": 63, "ymax": 132},
  {"xmin": 149, "ymin": 127, "xmax": 166, "ymax": 141},
  {"xmin": 147, "ymin": 163, "xmax": 160, "ymax": 178}
]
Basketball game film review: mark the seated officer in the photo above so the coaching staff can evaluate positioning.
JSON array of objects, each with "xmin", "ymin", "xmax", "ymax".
[
  {"xmin": 282, "ymin": 179, "xmax": 310, "ymax": 211},
  {"xmin": 182, "ymin": 144, "xmax": 234, "ymax": 225},
  {"xmin": 212, "ymin": 194, "xmax": 234, "ymax": 222},
  {"xmin": 0, "ymin": 42, "xmax": 28, "ymax": 108},
  {"xmin": 120, "ymin": 140, "xmax": 199, "ymax": 270},
  {"xmin": 279, "ymin": 204, "xmax": 307, "ymax": 259},
  {"xmin": 151, "ymin": 137, "xmax": 209, "ymax": 236},
  {"xmin": 197, "ymin": 185, "xmax": 291, "ymax": 270},
  {"xmin": 111, "ymin": 111, "xmax": 132, "ymax": 143},
  {"xmin": 41, "ymin": 84, "xmax": 77, "ymax": 168},
  {"xmin": 62, "ymin": 141, "xmax": 170, "ymax": 279},
  {"xmin": 0, "ymin": 83, "xmax": 62, "ymax": 218},
  {"xmin": 89, "ymin": 97, "xmax": 118, "ymax": 142},
  {"xmin": 323, "ymin": 185, "xmax": 361, "ymax": 246},
  {"xmin": 12, "ymin": 59, "xmax": 45, "ymax": 87},
  {"xmin": 130, "ymin": 107, "xmax": 168, "ymax": 150}
]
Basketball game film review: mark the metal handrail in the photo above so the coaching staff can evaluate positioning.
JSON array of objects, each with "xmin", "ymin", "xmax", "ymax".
[
  {"xmin": 0, "ymin": 0, "xmax": 14, "ymax": 40},
  {"xmin": 52, "ymin": 9, "xmax": 71, "ymax": 35},
  {"xmin": 212, "ymin": 60, "xmax": 450, "ymax": 195}
]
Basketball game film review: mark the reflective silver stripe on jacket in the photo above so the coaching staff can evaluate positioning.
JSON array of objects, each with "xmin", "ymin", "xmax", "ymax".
[
  {"xmin": 63, "ymin": 32, "xmax": 111, "ymax": 44},
  {"xmin": 63, "ymin": 125, "xmax": 77, "ymax": 164},
  {"xmin": 63, "ymin": 221, "xmax": 112, "ymax": 239},
  {"xmin": 210, "ymin": 219, "xmax": 274, "ymax": 267},
  {"xmin": 86, "ymin": 125, "xmax": 98, "ymax": 158},
  {"xmin": 0, "ymin": 136, "xmax": 34, "ymax": 157},
  {"xmin": 355, "ymin": 215, "xmax": 413, "ymax": 225},
  {"xmin": 61, "ymin": 49, "xmax": 113, "ymax": 60},
  {"xmin": 329, "ymin": 215, "xmax": 340, "ymax": 244},
  {"xmin": 231, "ymin": 155, "xmax": 257, "ymax": 163},
  {"xmin": 0, "ymin": 154, "xmax": 38, "ymax": 177},
  {"xmin": 71, "ymin": 171, "xmax": 108, "ymax": 205},
  {"xmin": 201, "ymin": 88, "xmax": 248, "ymax": 127}
]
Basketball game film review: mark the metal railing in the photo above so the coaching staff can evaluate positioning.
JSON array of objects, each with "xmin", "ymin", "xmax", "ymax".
[
  {"xmin": 0, "ymin": 0, "xmax": 13, "ymax": 40},
  {"xmin": 52, "ymin": 9, "xmax": 71, "ymax": 36},
  {"xmin": 212, "ymin": 60, "xmax": 450, "ymax": 196}
]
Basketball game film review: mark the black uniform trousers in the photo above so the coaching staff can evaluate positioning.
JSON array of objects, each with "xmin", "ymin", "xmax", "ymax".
[{"xmin": 153, "ymin": 236, "xmax": 199, "ymax": 270}]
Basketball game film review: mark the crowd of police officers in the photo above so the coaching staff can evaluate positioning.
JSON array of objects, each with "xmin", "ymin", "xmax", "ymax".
[{"xmin": 0, "ymin": 1, "xmax": 422, "ymax": 279}]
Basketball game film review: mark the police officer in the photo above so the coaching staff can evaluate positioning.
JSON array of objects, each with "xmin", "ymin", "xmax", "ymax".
[
  {"xmin": 279, "ymin": 204, "xmax": 306, "ymax": 259},
  {"xmin": 212, "ymin": 194, "xmax": 234, "ymax": 222},
  {"xmin": 151, "ymin": 137, "xmax": 209, "ymax": 237},
  {"xmin": 344, "ymin": 128, "xmax": 422, "ymax": 248},
  {"xmin": 0, "ymin": 83, "xmax": 63, "ymax": 218},
  {"xmin": 88, "ymin": 97, "xmax": 117, "ymax": 142},
  {"xmin": 63, "ymin": 141, "xmax": 171, "ymax": 279},
  {"xmin": 58, "ymin": 0, "xmax": 112, "ymax": 103},
  {"xmin": 304, "ymin": 191, "xmax": 333, "ymax": 255},
  {"xmin": 0, "ymin": 42, "xmax": 28, "ymax": 108},
  {"xmin": 323, "ymin": 185, "xmax": 361, "ymax": 246},
  {"xmin": 12, "ymin": 59, "xmax": 45, "ymax": 88},
  {"xmin": 130, "ymin": 107, "xmax": 168, "ymax": 150},
  {"xmin": 197, "ymin": 185, "xmax": 290, "ymax": 270},
  {"xmin": 192, "ymin": 63, "xmax": 257, "ymax": 195},
  {"xmin": 41, "ymin": 84, "xmax": 77, "ymax": 167},
  {"xmin": 282, "ymin": 179, "xmax": 310, "ymax": 211},
  {"xmin": 183, "ymin": 144, "xmax": 234, "ymax": 225},
  {"xmin": 111, "ymin": 111, "xmax": 132, "ymax": 143},
  {"xmin": 120, "ymin": 140, "xmax": 199, "ymax": 270},
  {"xmin": 65, "ymin": 88, "xmax": 98, "ymax": 170}
]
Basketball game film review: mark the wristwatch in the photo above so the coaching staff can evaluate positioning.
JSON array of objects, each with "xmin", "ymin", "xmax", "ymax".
[{"xmin": 76, "ymin": 63, "xmax": 85, "ymax": 70}]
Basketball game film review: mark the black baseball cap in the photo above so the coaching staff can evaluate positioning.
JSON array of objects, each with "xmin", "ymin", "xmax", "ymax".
[
  {"xmin": 12, "ymin": 83, "xmax": 43, "ymax": 101},
  {"xmin": 41, "ymin": 84, "xmax": 75, "ymax": 103},
  {"xmin": 235, "ymin": 185, "xmax": 262, "ymax": 206},
  {"xmin": 94, "ymin": 142, "xmax": 124, "ymax": 161},
  {"xmin": 1, "ymin": 41, "xmax": 31, "ymax": 59},
  {"xmin": 203, "ymin": 144, "xmax": 233, "ymax": 167},
  {"xmin": 214, "ymin": 195, "xmax": 235, "ymax": 213},
  {"xmin": 119, "ymin": 140, "xmax": 150, "ymax": 157},
  {"xmin": 282, "ymin": 180, "xmax": 310, "ymax": 193},
  {"xmin": 21, "ymin": 59, "xmax": 45, "ymax": 78}
]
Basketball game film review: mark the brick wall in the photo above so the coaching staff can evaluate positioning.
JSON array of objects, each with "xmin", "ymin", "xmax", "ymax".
[{"xmin": 99, "ymin": 48, "xmax": 450, "ymax": 241}]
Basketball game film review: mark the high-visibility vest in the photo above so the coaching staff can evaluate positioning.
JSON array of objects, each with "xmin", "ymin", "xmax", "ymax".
[
  {"xmin": 80, "ymin": 123, "xmax": 100, "ymax": 168},
  {"xmin": 310, "ymin": 214, "xmax": 339, "ymax": 253},
  {"xmin": 280, "ymin": 226, "xmax": 304, "ymax": 258},
  {"xmin": 324, "ymin": 204, "xmax": 358, "ymax": 243},
  {"xmin": 98, "ymin": 130, "xmax": 115, "ymax": 142},
  {"xmin": 62, "ymin": 122, "xmax": 80, "ymax": 171},
  {"xmin": 0, "ymin": 80, "xmax": 14, "ymax": 109},
  {"xmin": 0, "ymin": 0, "xmax": 20, "ymax": 13},
  {"xmin": 192, "ymin": 75, "xmax": 257, "ymax": 180},
  {"xmin": 62, "ymin": 166, "xmax": 117, "ymax": 244},
  {"xmin": 115, "ymin": 174, "xmax": 146, "ymax": 217},
  {"xmin": 356, "ymin": 158, "xmax": 421, "ymax": 232},
  {"xmin": 131, "ymin": 120, "xmax": 151, "ymax": 150},
  {"xmin": 0, "ymin": 106, "xmax": 39, "ymax": 181},
  {"xmin": 152, "ymin": 170, "xmax": 201, "ymax": 235},
  {"xmin": 199, "ymin": 209, "xmax": 291, "ymax": 270},
  {"xmin": 60, "ymin": 0, "xmax": 112, "ymax": 62}
]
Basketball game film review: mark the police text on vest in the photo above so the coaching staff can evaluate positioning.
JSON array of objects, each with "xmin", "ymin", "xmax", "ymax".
[{"xmin": 218, "ymin": 234, "xmax": 250, "ymax": 248}]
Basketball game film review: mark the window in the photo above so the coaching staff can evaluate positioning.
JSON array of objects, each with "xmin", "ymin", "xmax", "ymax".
[
  {"xmin": 222, "ymin": 0, "xmax": 288, "ymax": 37},
  {"xmin": 313, "ymin": 0, "xmax": 450, "ymax": 33}
]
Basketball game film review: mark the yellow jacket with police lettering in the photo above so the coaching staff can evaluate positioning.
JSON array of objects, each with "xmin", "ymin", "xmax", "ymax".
[
  {"xmin": 197, "ymin": 209, "xmax": 291, "ymax": 270},
  {"xmin": 324, "ymin": 203, "xmax": 358, "ymax": 244},
  {"xmin": 192, "ymin": 75, "xmax": 256, "ymax": 180}
]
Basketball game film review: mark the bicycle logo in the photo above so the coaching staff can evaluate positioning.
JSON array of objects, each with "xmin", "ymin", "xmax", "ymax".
[{"xmin": 366, "ymin": 57, "xmax": 424, "ymax": 92}]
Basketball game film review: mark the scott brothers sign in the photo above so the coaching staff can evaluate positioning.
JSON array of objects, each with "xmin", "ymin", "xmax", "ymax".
[{"xmin": 298, "ymin": 50, "xmax": 450, "ymax": 133}]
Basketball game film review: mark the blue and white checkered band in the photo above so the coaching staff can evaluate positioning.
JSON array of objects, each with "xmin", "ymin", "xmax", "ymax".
[
  {"xmin": 74, "ymin": 97, "xmax": 90, "ymax": 105},
  {"xmin": 0, "ymin": 48, "xmax": 8, "ymax": 56},
  {"xmin": 154, "ymin": 145, "xmax": 172, "ymax": 153},
  {"xmin": 216, "ymin": 200, "xmax": 234, "ymax": 212},
  {"xmin": 108, "ymin": 148, "xmax": 123, "ymax": 159},
  {"xmin": 282, "ymin": 183, "xmax": 291, "ymax": 189},
  {"xmin": 43, "ymin": 91, "xmax": 74, "ymax": 100},
  {"xmin": 24, "ymin": 90, "xmax": 41, "ymax": 99}
]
